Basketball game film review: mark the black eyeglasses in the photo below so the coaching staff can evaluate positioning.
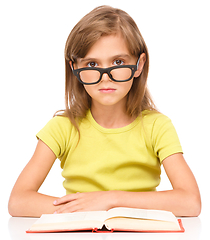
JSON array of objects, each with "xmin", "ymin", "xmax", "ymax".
[{"xmin": 71, "ymin": 57, "xmax": 140, "ymax": 85}]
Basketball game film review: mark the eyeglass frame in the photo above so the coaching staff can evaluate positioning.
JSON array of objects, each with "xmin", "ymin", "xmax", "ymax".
[{"xmin": 70, "ymin": 57, "xmax": 140, "ymax": 85}]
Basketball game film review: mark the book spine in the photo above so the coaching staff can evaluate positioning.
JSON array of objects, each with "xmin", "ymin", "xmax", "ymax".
[{"xmin": 92, "ymin": 228, "xmax": 114, "ymax": 233}]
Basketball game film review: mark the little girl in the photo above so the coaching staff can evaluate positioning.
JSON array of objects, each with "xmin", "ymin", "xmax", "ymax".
[{"xmin": 8, "ymin": 5, "xmax": 201, "ymax": 217}]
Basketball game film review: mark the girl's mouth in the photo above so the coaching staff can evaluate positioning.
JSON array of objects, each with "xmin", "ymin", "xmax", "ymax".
[{"xmin": 99, "ymin": 88, "xmax": 116, "ymax": 93}]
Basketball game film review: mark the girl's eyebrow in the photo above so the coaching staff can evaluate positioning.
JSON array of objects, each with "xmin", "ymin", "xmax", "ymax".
[
  {"xmin": 111, "ymin": 54, "xmax": 132, "ymax": 60},
  {"xmin": 79, "ymin": 54, "xmax": 131, "ymax": 63},
  {"xmin": 79, "ymin": 57, "xmax": 98, "ymax": 63}
]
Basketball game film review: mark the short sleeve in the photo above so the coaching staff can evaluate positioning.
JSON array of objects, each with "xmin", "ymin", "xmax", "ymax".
[
  {"xmin": 36, "ymin": 116, "xmax": 72, "ymax": 159},
  {"xmin": 151, "ymin": 115, "xmax": 183, "ymax": 163}
]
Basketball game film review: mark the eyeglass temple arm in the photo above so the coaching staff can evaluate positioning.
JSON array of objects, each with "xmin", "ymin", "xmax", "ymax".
[{"xmin": 136, "ymin": 56, "xmax": 140, "ymax": 68}]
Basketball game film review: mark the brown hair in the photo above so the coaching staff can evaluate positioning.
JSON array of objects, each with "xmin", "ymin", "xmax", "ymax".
[{"xmin": 57, "ymin": 5, "xmax": 157, "ymax": 133}]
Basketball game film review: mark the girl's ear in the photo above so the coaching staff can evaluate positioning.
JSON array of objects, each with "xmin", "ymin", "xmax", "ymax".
[
  {"xmin": 134, "ymin": 53, "xmax": 146, "ymax": 78},
  {"xmin": 69, "ymin": 61, "xmax": 73, "ymax": 70}
]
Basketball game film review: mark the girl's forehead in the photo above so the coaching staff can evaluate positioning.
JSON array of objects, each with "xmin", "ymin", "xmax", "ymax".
[{"xmin": 82, "ymin": 34, "xmax": 132, "ymax": 60}]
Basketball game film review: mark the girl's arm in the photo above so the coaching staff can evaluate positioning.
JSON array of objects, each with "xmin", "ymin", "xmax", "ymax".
[
  {"xmin": 54, "ymin": 153, "xmax": 201, "ymax": 217},
  {"xmin": 8, "ymin": 140, "xmax": 61, "ymax": 217},
  {"xmin": 114, "ymin": 153, "xmax": 201, "ymax": 216}
]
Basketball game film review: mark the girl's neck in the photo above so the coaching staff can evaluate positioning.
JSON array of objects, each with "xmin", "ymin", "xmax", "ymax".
[{"xmin": 90, "ymin": 101, "xmax": 135, "ymax": 129}]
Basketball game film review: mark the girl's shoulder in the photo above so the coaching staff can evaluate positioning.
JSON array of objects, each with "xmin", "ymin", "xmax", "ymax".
[
  {"xmin": 44, "ymin": 115, "xmax": 73, "ymax": 130},
  {"xmin": 51, "ymin": 115, "xmax": 72, "ymax": 125},
  {"xmin": 141, "ymin": 110, "xmax": 177, "ymax": 138},
  {"xmin": 36, "ymin": 115, "xmax": 77, "ymax": 159},
  {"xmin": 37, "ymin": 115, "xmax": 75, "ymax": 141},
  {"xmin": 141, "ymin": 110, "xmax": 171, "ymax": 125},
  {"xmin": 141, "ymin": 110, "xmax": 182, "ymax": 162}
]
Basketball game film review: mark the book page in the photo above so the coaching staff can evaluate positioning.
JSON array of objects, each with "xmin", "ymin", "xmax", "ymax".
[
  {"xmin": 107, "ymin": 207, "xmax": 178, "ymax": 224},
  {"xmin": 105, "ymin": 217, "xmax": 181, "ymax": 231},
  {"xmin": 34, "ymin": 211, "xmax": 107, "ymax": 225}
]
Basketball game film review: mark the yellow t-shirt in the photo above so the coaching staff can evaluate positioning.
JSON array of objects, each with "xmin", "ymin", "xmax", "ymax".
[{"xmin": 36, "ymin": 110, "xmax": 183, "ymax": 194}]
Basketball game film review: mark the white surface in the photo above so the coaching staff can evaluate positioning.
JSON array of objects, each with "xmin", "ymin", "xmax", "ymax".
[{"xmin": 1, "ymin": 0, "xmax": 210, "ymax": 239}]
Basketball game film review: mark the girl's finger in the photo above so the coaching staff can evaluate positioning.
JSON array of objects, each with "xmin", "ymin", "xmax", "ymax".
[
  {"xmin": 54, "ymin": 201, "xmax": 82, "ymax": 214},
  {"xmin": 53, "ymin": 193, "xmax": 79, "ymax": 205}
]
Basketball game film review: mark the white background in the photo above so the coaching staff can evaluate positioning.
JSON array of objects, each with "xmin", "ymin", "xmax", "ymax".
[{"xmin": 1, "ymin": 0, "xmax": 210, "ymax": 238}]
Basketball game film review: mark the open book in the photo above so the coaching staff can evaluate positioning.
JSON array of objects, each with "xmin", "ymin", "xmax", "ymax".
[{"xmin": 26, "ymin": 207, "xmax": 184, "ymax": 233}]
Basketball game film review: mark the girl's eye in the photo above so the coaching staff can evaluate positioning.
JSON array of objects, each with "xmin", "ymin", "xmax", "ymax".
[
  {"xmin": 87, "ymin": 62, "xmax": 98, "ymax": 67},
  {"xmin": 113, "ymin": 59, "xmax": 124, "ymax": 65}
]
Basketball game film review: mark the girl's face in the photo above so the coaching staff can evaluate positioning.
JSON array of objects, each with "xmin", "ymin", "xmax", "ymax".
[{"xmin": 76, "ymin": 34, "xmax": 145, "ymax": 110}]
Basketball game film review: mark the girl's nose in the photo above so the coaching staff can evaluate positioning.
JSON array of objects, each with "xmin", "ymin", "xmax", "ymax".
[{"xmin": 101, "ymin": 72, "xmax": 112, "ymax": 82}]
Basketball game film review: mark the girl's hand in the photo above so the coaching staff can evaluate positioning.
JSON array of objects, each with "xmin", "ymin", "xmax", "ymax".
[{"xmin": 53, "ymin": 191, "xmax": 118, "ymax": 213}]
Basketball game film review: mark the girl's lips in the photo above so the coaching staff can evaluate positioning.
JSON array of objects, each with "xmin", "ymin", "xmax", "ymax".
[{"xmin": 99, "ymin": 88, "xmax": 116, "ymax": 93}]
